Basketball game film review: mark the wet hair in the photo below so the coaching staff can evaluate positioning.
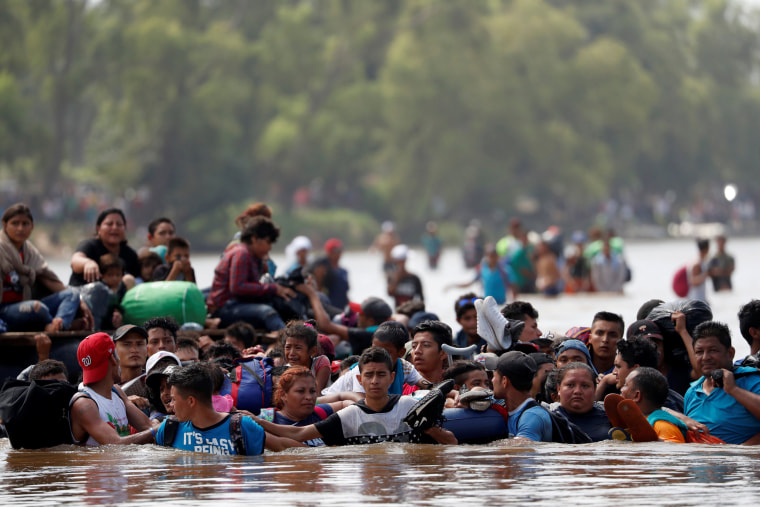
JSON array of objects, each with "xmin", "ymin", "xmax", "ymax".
[
  {"xmin": 443, "ymin": 360, "xmax": 485, "ymax": 386},
  {"xmin": 636, "ymin": 299, "xmax": 664, "ymax": 321},
  {"xmin": 2, "ymin": 203, "xmax": 33, "ymax": 224},
  {"xmin": 168, "ymin": 363, "xmax": 213, "ymax": 405},
  {"xmin": 99, "ymin": 253, "xmax": 125, "ymax": 273},
  {"xmin": 592, "ymin": 311, "xmax": 624, "ymax": 335},
  {"xmin": 236, "ymin": 202, "xmax": 272, "ymax": 228},
  {"xmin": 271, "ymin": 365, "xmax": 289, "ymax": 379},
  {"xmin": 95, "ymin": 208, "xmax": 127, "ymax": 229},
  {"xmin": 556, "ymin": 362, "xmax": 597, "ymax": 387},
  {"xmin": 738, "ymin": 300, "xmax": 760, "ymax": 346},
  {"xmin": 207, "ymin": 342, "xmax": 242, "ymax": 362},
  {"xmin": 273, "ymin": 366, "xmax": 314, "ymax": 409},
  {"xmin": 358, "ymin": 346, "xmax": 394, "ymax": 373},
  {"xmin": 267, "ymin": 347, "xmax": 285, "ymax": 362},
  {"xmin": 617, "ymin": 336, "xmax": 659, "ymax": 369},
  {"xmin": 143, "ymin": 316, "xmax": 179, "ymax": 340},
  {"xmin": 628, "ymin": 367, "xmax": 669, "ymax": 408},
  {"xmin": 167, "ymin": 237, "xmax": 190, "ymax": 256},
  {"xmin": 454, "ymin": 292, "xmax": 478, "ymax": 319},
  {"xmin": 177, "ymin": 337, "xmax": 199, "ymax": 354},
  {"xmin": 225, "ymin": 321, "xmax": 257, "ymax": 349},
  {"xmin": 206, "ymin": 362, "xmax": 226, "ymax": 394},
  {"xmin": 29, "ymin": 359, "xmax": 68, "ymax": 381},
  {"xmin": 240, "ymin": 216, "xmax": 280, "ymax": 244},
  {"xmin": 693, "ymin": 321, "xmax": 732, "ymax": 349},
  {"xmin": 395, "ymin": 300, "xmax": 425, "ymax": 318},
  {"xmin": 501, "ymin": 301, "xmax": 539, "ymax": 321},
  {"xmin": 543, "ymin": 368, "xmax": 560, "ymax": 401},
  {"xmin": 280, "ymin": 320, "xmax": 318, "ymax": 351},
  {"xmin": 411, "ymin": 320, "xmax": 453, "ymax": 350},
  {"xmin": 373, "ymin": 321, "xmax": 409, "ymax": 351},
  {"xmin": 148, "ymin": 217, "xmax": 174, "ymax": 235},
  {"xmin": 340, "ymin": 355, "xmax": 359, "ymax": 372}
]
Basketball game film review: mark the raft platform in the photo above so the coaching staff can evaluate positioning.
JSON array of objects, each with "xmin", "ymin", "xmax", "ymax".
[{"xmin": 0, "ymin": 328, "xmax": 270, "ymax": 382}]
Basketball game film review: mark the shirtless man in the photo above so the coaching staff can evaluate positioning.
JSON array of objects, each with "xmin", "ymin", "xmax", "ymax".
[{"xmin": 371, "ymin": 221, "xmax": 400, "ymax": 278}]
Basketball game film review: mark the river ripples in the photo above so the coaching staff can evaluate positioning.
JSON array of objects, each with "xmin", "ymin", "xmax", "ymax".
[{"xmin": 3, "ymin": 439, "xmax": 760, "ymax": 505}]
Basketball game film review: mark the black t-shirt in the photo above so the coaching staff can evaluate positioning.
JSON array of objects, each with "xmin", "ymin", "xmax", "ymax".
[
  {"xmin": 391, "ymin": 274, "xmax": 423, "ymax": 305},
  {"xmin": 347, "ymin": 327, "xmax": 374, "ymax": 355},
  {"xmin": 151, "ymin": 263, "xmax": 196, "ymax": 282},
  {"xmin": 69, "ymin": 238, "xmax": 140, "ymax": 286},
  {"xmin": 314, "ymin": 395, "xmax": 431, "ymax": 446}
]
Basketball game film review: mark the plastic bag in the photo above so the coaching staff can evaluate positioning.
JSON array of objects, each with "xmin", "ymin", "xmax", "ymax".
[{"xmin": 646, "ymin": 299, "xmax": 713, "ymax": 339}]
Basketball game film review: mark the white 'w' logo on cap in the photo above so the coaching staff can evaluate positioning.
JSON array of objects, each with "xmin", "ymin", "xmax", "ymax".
[{"xmin": 82, "ymin": 356, "xmax": 92, "ymax": 367}]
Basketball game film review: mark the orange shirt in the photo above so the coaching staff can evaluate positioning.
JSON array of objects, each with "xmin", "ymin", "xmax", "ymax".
[{"xmin": 653, "ymin": 420, "xmax": 686, "ymax": 443}]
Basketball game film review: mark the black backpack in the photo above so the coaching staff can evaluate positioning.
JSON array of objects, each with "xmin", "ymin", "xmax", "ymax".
[
  {"xmin": 517, "ymin": 400, "xmax": 592, "ymax": 444},
  {"xmin": 160, "ymin": 412, "xmax": 247, "ymax": 455},
  {"xmin": 0, "ymin": 377, "xmax": 79, "ymax": 449}
]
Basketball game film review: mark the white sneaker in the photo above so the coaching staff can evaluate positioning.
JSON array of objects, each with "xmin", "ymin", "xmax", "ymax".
[
  {"xmin": 483, "ymin": 296, "xmax": 510, "ymax": 351},
  {"xmin": 475, "ymin": 298, "xmax": 499, "ymax": 352}
]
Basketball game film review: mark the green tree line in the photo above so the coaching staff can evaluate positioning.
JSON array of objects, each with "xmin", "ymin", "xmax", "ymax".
[{"xmin": 1, "ymin": 0, "xmax": 759, "ymax": 246}]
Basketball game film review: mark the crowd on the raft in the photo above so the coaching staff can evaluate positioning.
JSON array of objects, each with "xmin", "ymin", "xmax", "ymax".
[{"xmin": 0, "ymin": 200, "xmax": 755, "ymax": 455}]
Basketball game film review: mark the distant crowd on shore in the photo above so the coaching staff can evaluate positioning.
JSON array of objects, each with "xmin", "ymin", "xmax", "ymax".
[{"xmin": 0, "ymin": 200, "xmax": 755, "ymax": 456}]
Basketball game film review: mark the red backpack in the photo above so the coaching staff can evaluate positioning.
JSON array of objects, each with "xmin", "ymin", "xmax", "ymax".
[{"xmin": 672, "ymin": 266, "xmax": 689, "ymax": 297}]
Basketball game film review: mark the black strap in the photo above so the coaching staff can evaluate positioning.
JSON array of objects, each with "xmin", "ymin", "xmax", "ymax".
[
  {"xmin": 162, "ymin": 416, "xmax": 180, "ymax": 447},
  {"xmin": 240, "ymin": 362, "xmax": 265, "ymax": 389},
  {"xmin": 229, "ymin": 412, "xmax": 246, "ymax": 455}
]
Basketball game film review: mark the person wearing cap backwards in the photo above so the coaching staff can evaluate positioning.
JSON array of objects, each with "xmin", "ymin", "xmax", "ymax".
[
  {"xmin": 387, "ymin": 244, "xmax": 424, "ymax": 308},
  {"xmin": 69, "ymin": 332, "xmax": 159, "ymax": 446},
  {"xmin": 298, "ymin": 282, "xmax": 392, "ymax": 355},
  {"xmin": 144, "ymin": 351, "xmax": 183, "ymax": 420},
  {"xmin": 486, "ymin": 351, "xmax": 553, "ymax": 441},
  {"xmin": 309, "ymin": 238, "xmax": 350, "ymax": 309}
]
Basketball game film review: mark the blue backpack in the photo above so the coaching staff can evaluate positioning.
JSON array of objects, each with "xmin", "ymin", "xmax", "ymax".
[{"xmin": 229, "ymin": 357, "xmax": 274, "ymax": 415}]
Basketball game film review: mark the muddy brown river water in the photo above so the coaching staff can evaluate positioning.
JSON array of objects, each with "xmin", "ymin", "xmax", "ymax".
[
  {"xmin": 7, "ymin": 238, "xmax": 759, "ymax": 504},
  {"xmin": 2, "ymin": 439, "xmax": 760, "ymax": 505}
]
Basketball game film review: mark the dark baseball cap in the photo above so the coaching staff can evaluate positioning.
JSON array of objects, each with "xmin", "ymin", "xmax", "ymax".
[
  {"xmin": 626, "ymin": 320, "xmax": 663, "ymax": 341},
  {"xmin": 484, "ymin": 351, "xmax": 537, "ymax": 383},
  {"xmin": 113, "ymin": 324, "xmax": 148, "ymax": 342}
]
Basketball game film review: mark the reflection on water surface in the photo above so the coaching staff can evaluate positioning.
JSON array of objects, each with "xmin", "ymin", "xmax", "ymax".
[{"xmin": 3, "ymin": 440, "xmax": 760, "ymax": 505}]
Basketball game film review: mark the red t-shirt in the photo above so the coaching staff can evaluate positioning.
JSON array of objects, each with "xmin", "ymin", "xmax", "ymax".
[{"xmin": 2, "ymin": 249, "xmax": 24, "ymax": 304}]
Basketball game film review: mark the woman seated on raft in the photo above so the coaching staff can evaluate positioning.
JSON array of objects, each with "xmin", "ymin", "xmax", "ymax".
[
  {"xmin": 552, "ymin": 362, "xmax": 612, "ymax": 442},
  {"xmin": 0, "ymin": 203, "xmax": 93, "ymax": 333},
  {"xmin": 69, "ymin": 208, "xmax": 140, "ymax": 329},
  {"xmin": 264, "ymin": 366, "xmax": 351, "ymax": 447}
]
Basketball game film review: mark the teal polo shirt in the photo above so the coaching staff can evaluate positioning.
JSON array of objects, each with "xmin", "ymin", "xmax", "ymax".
[{"xmin": 684, "ymin": 367, "xmax": 760, "ymax": 444}]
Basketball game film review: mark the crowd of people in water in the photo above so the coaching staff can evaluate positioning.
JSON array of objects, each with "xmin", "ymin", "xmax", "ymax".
[{"xmin": 0, "ymin": 200, "xmax": 756, "ymax": 455}]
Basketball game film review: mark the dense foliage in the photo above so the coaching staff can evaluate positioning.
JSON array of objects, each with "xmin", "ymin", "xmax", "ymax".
[{"xmin": 2, "ymin": 0, "xmax": 759, "ymax": 245}]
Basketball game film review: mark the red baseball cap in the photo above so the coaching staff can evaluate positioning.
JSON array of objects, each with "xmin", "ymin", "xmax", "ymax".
[
  {"xmin": 324, "ymin": 238, "xmax": 343, "ymax": 254},
  {"xmin": 77, "ymin": 332, "xmax": 115, "ymax": 384}
]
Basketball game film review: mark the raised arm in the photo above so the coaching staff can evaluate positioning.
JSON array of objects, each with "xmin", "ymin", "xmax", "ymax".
[{"xmin": 298, "ymin": 284, "xmax": 348, "ymax": 341}]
